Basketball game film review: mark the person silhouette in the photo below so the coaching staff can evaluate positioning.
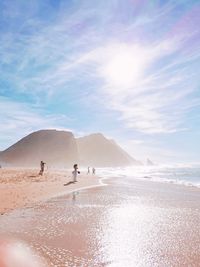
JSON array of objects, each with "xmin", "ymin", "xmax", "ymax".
[
  {"xmin": 39, "ymin": 161, "xmax": 46, "ymax": 176},
  {"xmin": 72, "ymin": 164, "xmax": 80, "ymax": 182},
  {"xmin": 92, "ymin": 167, "xmax": 96, "ymax": 175}
]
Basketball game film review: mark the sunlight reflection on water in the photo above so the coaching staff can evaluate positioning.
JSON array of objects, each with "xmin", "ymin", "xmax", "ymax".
[
  {"xmin": 0, "ymin": 177, "xmax": 200, "ymax": 266},
  {"xmin": 94, "ymin": 201, "xmax": 161, "ymax": 266}
]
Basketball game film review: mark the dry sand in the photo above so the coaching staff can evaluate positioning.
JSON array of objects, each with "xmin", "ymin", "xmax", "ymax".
[{"xmin": 0, "ymin": 168, "xmax": 100, "ymax": 214}]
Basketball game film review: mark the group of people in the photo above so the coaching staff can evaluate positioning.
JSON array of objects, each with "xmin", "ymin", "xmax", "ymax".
[
  {"xmin": 87, "ymin": 166, "xmax": 96, "ymax": 175},
  {"xmin": 38, "ymin": 161, "xmax": 96, "ymax": 183}
]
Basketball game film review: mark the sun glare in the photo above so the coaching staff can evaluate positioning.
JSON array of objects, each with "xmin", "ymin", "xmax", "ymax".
[{"xmin": 100, "ymin": 44, "xmax": 148, "ymax": 89}]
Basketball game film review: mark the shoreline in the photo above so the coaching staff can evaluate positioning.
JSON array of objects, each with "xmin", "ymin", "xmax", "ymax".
[
  {"xmin": 0, "ymin": 168, "xmax": 102, "ymax": 214},
  {"xmin": 136, "ymin": 176, "xmax": 200, "ymax": 189},
  {"xmin": 1, "ymin": 171, "xmax": 200, "ymax": 266},
  {"xmin": 1, "ymin": 167, "xmax": 199, "ymax": 215},
  {"xmin": 97, "ymin": 171, "xmax": 200, "ymax": 190}
]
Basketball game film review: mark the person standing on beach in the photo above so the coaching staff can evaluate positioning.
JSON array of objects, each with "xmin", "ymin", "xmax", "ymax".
[
  {"xmin": 87, "ymin": 167, "xmax": 90, "ymax": 175},
  {"xmin": 92, "ymin": 167, "xmax": 96, "ymax": 175},
  {"xmin": 72, "ymin": 164, "xmax": 80, "ymax": 182},
  {"xmin": 39, "ymin": 161, "xmax": 46, "ymax": 176}
]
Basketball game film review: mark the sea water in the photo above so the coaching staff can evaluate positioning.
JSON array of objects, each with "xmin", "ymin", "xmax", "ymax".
[{"xmin": 98, "ymin": 165, "xmax": 200, "ymax": 188}]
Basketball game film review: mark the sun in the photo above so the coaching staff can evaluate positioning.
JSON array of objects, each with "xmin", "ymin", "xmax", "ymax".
[{"xmin": 100, "ymin": 44, "xmax": 148, "ymax": 90}]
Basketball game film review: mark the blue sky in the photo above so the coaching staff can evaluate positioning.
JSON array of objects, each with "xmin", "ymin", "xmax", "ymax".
[{"xmin": 0, "ymin": 0, "xmax": 200, "ymax": 164}]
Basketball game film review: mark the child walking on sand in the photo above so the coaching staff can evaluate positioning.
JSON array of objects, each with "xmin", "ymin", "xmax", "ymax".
[{"xmin": 72, "ymin": 164, "xmax": 80, "ymax": 182}]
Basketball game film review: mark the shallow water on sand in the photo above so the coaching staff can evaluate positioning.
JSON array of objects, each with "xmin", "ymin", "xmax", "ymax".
[{"xmin": 0, "ymin": 177, "xmax": 200, "ymax": 266}]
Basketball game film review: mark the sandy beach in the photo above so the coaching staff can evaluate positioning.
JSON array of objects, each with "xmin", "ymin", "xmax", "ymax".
[
  {"xmin": 1, "ymin": 0, "xmax": 199, "ymax": 266},
  {"xmin": 0, "ymin": 169, "xmax": 200, "ymax": 266},
  {"xmin": 0, "ymin": 168, "xmax": 100, "ymax": 214}
]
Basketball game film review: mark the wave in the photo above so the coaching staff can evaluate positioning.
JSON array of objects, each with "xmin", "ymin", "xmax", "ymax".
[{"xmin": 97, "ymin": 165, "xmax": 200, "ymax": 189}]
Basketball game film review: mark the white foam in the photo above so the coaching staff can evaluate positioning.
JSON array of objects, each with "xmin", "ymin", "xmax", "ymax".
[{"xmin": 97, "ymin": 166, "xmax": 200, "ymax": 189}]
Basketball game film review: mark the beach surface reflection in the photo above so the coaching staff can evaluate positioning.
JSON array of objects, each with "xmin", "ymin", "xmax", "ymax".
[{"xmin": 0, "ymin": 177, "xmax": 200, "ymax": 266}]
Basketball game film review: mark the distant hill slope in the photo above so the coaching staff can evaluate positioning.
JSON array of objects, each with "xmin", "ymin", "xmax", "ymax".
[
  {"xmin": 76, "ymin": 133, "xmax": 140, "ymax": 167},
  {"xmin": 0, "ymin": 130, "xmax": 78, "ymax": 167}
]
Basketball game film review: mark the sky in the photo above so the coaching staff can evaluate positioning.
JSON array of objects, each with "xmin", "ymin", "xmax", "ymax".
[{"xmin": 0, "ymin": 0, "xmax": 200, "ymax": 164}]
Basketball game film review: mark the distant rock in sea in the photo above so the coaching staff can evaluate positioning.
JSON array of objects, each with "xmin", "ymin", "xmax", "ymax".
[
  {"xmin": 146, "ymin": 158, "xmax": 154, "ymax": 166},
  {"xmin": 0, "ymin": 130, "xmax": 140, "ymax": 168}
]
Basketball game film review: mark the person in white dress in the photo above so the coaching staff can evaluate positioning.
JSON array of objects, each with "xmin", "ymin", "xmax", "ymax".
[{"xmin": 72, "ymin": 164, "xmax": 80, "ymax": 182}]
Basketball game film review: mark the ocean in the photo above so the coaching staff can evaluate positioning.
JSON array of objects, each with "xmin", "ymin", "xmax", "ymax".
[{"xmin": 98, "ymin": 165, "xmax": 200, "ymax": 188}]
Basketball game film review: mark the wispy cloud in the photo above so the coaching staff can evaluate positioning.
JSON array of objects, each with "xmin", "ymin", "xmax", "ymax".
[
  {"xmin": 83, "ymin": 34, "xmax": 200, "ymax": 134},
  {"xmin": 0, "ymin": 97, "xmax": 72, "ymax": 149}
]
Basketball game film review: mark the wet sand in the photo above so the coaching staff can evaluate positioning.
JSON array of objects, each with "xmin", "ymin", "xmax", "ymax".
[
  {"xmin": 0, "ymin": 173, "xmax": 200, "ymax": 266},
  {"xmin": 0, "ymin": 168, "xmax": 100, "ymax": 214}
]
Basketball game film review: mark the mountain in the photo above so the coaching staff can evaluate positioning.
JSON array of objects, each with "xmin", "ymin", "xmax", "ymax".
[
  {"xmin": 0, "ymin": 130, "xmax": 78, "ymax": 167},
  {"xmin": 0, "ymin": 130, "xmax": 140, "ymax": 167},
  {"xmin": 76, "ymin": 133, "xmax": 140, "ymax": 167}
]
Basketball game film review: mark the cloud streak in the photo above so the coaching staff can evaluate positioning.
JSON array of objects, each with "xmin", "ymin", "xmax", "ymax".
[
  {"xmin": 85, "ymin": 34, "xmax": 200, "ymax": 134},
  {"xmin": 0, "ymin": 97, "xmax": 72, "ymax": 149}
]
